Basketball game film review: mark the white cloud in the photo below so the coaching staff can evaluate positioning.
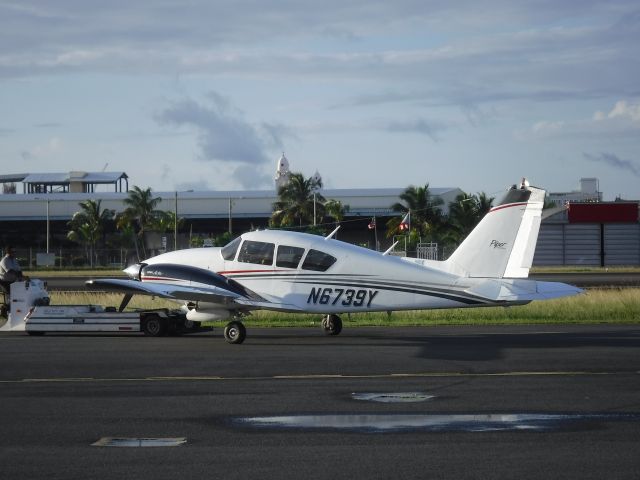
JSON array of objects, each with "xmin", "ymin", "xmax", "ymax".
[
  {"xmin": 154, "ymin": 92, "xmax": 290, "ymax": 189},
  {"xmin": 155, "ymin": 93, "xmax": 282, "ymax": 165},
  {"xmin": 605, "ymin": 100, "xmax": 640, "ymax": 122},
  {"xmin": 593, "ymin": 100, "xmax": 640, "ymax": 121},
  {"xmin": 524, "ymin": 99, "xmax": 640, "ymax": 140},
  {"xmin": 0, "ymin": 0, "xmax": 638, "ymax": 112},
  {"xmin": 21, "ymin": 137, "xmax": 63, "ymax": 160},
  {"xmin": 532, "ymin": 121, "xmax": 565, "ymax": 134}
]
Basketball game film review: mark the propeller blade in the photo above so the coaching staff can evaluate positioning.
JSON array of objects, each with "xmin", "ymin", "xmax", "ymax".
[{"xmin": 118, "ymin": 293, "xmax": 133, "ymax": 312}]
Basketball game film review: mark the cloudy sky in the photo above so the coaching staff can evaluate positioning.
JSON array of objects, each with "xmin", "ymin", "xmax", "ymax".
[{"xmin": 1, "ymin": 0, "xmax": 639, "ymax": 199}]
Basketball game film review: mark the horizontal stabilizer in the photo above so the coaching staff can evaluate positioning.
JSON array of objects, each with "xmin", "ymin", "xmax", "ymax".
[{"xmin": 464, "ymin": 278, "xmax": 583, "ymax": 302}]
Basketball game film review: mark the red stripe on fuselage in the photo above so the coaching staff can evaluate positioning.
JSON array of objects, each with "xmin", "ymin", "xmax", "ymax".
[
  {"xmin": 218, "ymin": 269, "xmax": 289, "ymax": 275},
  {"xmin": 141, "ymin": 276, "xmax": 180, "ymax": 282},
  {"xmin": 489, "ymin": 202, "xmax": 528, "ymax": 213}
]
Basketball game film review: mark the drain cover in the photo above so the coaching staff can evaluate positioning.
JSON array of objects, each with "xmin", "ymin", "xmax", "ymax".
[
  {"xmin": 352, "ymin": 392, "xmax": 435, "ymax": 403},
  {"xmin": 91, "ymin": 437, "xmax": 187, "ymax": 447}
]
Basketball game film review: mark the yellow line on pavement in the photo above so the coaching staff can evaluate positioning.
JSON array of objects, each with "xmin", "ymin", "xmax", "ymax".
[{"xmin": 0, "ymin": 370, "xmax": 635, "ymax": 385}]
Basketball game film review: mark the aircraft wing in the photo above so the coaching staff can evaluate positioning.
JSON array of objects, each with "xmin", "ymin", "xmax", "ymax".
[
  {"xmin": 233, "ymin": 298, "xmax": 306, "ymax": 312},
  {"xmin": 86, "ymin": 279, "xmax": 243, "ymax": 305},
  {"xmin": 463, "ymin": 278, "xmax": 583, "ymax": 302}
]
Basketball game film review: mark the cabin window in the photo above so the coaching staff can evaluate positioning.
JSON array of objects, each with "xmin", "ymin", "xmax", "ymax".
[
  {"xmin": 301, "ymin": 249, "xmax": 337, "ymax": 272},
  {"xmin": 221, "ymin": 237, "xmax": 242, "ymax": 261},
  {"xmin": 276, "ymin": 245, "xmax": 305, "ymax": 269},
  {"xmin": 237, "ymin": 240, "xmax": 275, "ymax": 265}
]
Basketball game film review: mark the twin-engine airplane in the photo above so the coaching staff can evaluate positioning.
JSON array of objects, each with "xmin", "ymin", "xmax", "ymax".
[{"xmin": 87, "ymin": 179, "xmax": 581, "ymax": 344}]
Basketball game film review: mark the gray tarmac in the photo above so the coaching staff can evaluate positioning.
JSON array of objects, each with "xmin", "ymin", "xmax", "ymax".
[{"xmin": 1, "ymin": 325, "xmax": 639, "ymax": 480}]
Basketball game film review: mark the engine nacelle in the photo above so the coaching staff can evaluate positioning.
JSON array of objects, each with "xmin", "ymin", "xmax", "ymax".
[{"xmin": 185, "ymin": 309, "xmax": 231, "ymax": 322}]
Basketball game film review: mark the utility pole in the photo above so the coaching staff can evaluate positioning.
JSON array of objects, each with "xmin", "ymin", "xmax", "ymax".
[
  {"xmin": 373, "ymin": 215, "xmax": 378, "ymax": 251},
  {"xmin": 46, "ymin": 199, "xmax": 50, "ymax": 254},
  {"xmin": 174, "ymin": 191, "xmax": 178, "ymax": 251}
]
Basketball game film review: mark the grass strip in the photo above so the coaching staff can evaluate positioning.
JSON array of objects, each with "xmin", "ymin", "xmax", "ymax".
[{"xmin": 49, "ymin": 288, "xmax": 640, "ymax": 327}]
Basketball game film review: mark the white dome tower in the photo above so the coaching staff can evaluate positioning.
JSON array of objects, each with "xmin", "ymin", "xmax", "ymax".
[
  {"xmin": 311, "ymin": 169, "xmax": 322, "ymax": 188},
  {"xmin": 275, "ymin": 153, "xmax": 291, "ymax": 190}
]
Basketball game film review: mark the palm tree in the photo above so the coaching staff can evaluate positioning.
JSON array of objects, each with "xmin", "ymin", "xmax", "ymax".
[
  {"xmin": 67, "ymin": 199, "xmax": 115, "ymax": 266},
  {"xmin": 448, "ymin": 193, "xmax": 480, "ymax": 241},
  {"xmin": 385, "ymin": 184, "xmax": 445, "ymax": 240},
  {"xmin": 152, "ymin": 211, "xmax": 185, "ymax": 251},
  {"xmin": 117, "ymin": 186, "xmax": 162, "ymax": 259},
  {"xmin": 322, "ymin": 199, "xmax": 349, "ymax": 239},
  {"xmin": 153, "ymin": 211, "xmax": 184, "ymax": 234},
  {"xmin": 324, "ymin": 199, "xmax": 349, "ymax": 225},
  {"xmin": 476, "ymin": 191, "xmax": 494, "ymax": 218},
  {"xmin": 447, "ymin": 191, "xmax": 495, "ymax": 244},
  {"xmin": 271, "ymin": 173, "xmax": 325, "ymax": 228}
]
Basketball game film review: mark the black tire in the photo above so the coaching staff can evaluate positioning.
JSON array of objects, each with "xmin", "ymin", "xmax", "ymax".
[
  {"xmin": 224, "ymin": 321, "xmax": 246, "ymax": 344},
  {"xmin": 321, "ymin": 314, "xmax": 342, "ymax": 336},
  {"xmin": 142, "ymin": 315, "xmax": 166, "ymax": 337}
]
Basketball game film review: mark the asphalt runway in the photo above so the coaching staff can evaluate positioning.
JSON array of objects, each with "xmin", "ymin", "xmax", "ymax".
[{"xmin": 1, "ymin": 325, "xmax": 639, "ymax": 480}]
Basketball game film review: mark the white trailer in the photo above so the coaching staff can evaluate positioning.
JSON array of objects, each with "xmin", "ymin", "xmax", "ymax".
[{"xmin": 0, "ymin": 279, "xmax": 203, "ymax": 336}]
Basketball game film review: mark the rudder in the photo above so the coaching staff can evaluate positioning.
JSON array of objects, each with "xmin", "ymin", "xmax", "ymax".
[{"xmin": 445, "ymin": 180, "xmax": 545, "ymax": 279}]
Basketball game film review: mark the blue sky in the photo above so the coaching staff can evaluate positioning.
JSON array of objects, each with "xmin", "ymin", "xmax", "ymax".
[{"xmin": 1, "ymin": 0, "xmax": 639, "ymax": 199}]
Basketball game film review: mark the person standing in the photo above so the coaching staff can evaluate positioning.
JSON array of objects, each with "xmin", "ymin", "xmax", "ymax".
[{"xmin": 0, "ymin": 246, "xmax": 24, "ymax": 294}]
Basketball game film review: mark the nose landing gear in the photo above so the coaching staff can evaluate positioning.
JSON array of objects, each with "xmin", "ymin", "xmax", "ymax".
[{"xmin": 321, "ymin": 314, "xmax": 342, "ymax": 336}]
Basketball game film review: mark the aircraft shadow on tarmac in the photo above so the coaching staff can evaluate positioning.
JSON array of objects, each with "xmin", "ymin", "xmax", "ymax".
[
  {"xmin": 238, "ymin": 328, "xmax": 640, "ymax": 362},
  {"xmin": 403, "ymin": 330, "xmax": 640, "ymax": 361}
]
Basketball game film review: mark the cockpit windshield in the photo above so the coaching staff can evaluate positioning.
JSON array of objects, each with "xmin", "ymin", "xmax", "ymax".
[{"xmin": 221, "ymin": 236, "xmax": 242, "ymax": 261}]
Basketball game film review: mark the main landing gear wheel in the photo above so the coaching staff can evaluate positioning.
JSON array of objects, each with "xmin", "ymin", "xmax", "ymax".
[
  {"xmin": 142, "ymin": 315, "xmax": 166, "ymax": 337},
  {"xmin": 224, "ymin": 320, "xmax": 246, "ymax": 344},
  {"xmin": 321, "ymin": 314, "xmax": 342, "ymax": 336}
]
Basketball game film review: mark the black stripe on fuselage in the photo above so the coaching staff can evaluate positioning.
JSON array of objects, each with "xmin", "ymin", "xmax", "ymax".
[
  {"xmin": 225, "ymin": 272, "xmax": 487, "ymax": 304},
  {"xmin": 227, "ymin": 273, "xmax": 489, "ymax": 305},
  {"xmin": 291, "ymin": 280, "xmax": 487, "ymax": 305},
  {"xmin": 226, "ymin": 272, "xmax": 456, "ymax": 292}
]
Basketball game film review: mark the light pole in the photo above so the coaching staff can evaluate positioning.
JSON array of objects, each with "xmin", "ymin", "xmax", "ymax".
[
  {"xmin": 35, "ymin": 197, "xmax": 50, "ymax": 253},
  {"xmin": 174, "ymin": 191, "xmax": 178, "ymax": 250},
  {"xmin": 46, "ymin": 199, "xmax": 50, "ymax": 253}
]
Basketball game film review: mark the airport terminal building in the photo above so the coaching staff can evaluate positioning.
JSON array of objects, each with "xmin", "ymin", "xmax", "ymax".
[
  {"xmin": 0, "ymin": 167, "xmax": 638, "ymax": 267},
  {"xmin": 0, "ymin": 168, "xmax": 464, "ymax": 262}
]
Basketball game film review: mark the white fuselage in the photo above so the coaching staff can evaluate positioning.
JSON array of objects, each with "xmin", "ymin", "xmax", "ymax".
[{"xmin": 142, "ymin": 230, "xmax": 493, "ymax": 314}]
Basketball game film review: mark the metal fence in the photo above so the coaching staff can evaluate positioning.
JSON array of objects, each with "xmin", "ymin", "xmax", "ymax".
[
  {"xmin": 7, "ymin": 248, "xmax": 135, "ymax": 270},
  {"xmin": 417, "ymin": 242, "xmax": 439, "ymax": 260}
]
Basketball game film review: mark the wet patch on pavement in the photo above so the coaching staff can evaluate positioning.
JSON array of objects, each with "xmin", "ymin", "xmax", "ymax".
[
  {"xmin": 233, "ymin": 413, "xmax": 640, "ymax": 433},
  {"xmin": 351, "ymin": 392, "xmax": 436, "ymax": 403},
  {"xmin": 91, "ymin": 437, "xmax": 187, "ymax": 447}
]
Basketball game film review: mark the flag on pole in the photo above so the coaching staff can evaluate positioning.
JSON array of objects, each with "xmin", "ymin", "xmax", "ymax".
[
  {"xmin": 399, "ymin": 211, "xmax": 410, "ymax": 231},
  {"xmin": 368, "ymin": 216, "xmax": 376, "ymax": 230}
]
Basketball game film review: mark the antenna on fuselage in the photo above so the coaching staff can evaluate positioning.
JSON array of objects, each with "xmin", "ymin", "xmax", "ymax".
[
  {"xmin": 382, "ymin": 241, "xmax": 399, "ymax": 256},
  {"xmin": 325, "ymin": 226, "xmax": 340, "ymax": 240}
]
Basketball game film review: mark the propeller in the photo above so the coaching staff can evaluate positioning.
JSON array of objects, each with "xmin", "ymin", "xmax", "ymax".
[{"xmin": 118, "ymin": 293, "xmax": 133, "ymax": 312}]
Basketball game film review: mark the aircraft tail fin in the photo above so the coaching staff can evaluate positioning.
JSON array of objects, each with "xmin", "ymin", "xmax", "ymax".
[{"xmin": 445, "ymin": 179, "xmax": 545, "ymax": 279}]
